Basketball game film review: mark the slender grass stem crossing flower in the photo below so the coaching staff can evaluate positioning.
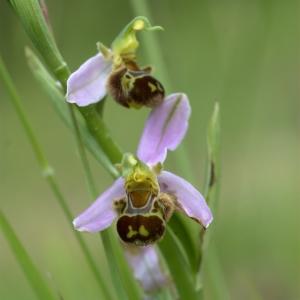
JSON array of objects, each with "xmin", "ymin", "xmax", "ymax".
[
  {"xmin": 66, "ymin": 17, "xmax": 165, "ymax": 108},
  {"xmin": 73, "ymin": 93, "xmax": 213, "ymax": 244}
]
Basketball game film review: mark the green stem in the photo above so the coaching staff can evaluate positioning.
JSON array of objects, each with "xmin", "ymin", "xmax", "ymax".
[
  {"xmin": 79, "ymin": 106, "xmax": 123, "ymax": 164},
  {"xmin": 0, "ymin": 55, "xmax": 113, "ymax": 300},
  {"xmin": 24, "ymin": 32, "xmax": 137, "ymax": 298},
  {"xmin": 55, "ymin": 63, "xmax": 141, "ymax": 300},
  {"xmin": 67, "ymin": 104, "xmax": 129, "ymax": 300},
  {"xmin": 69, "ymin": 105, "xmax": 141, "ymax": 300},
  {"xmin": 9, "ymin": 1, "xmax": 153, "ymax": 297},
  {"xmin": 102, "ymin": 230, "xmax": 141, "ymax": 300},
  {"xmin": 67, "ymin": 104, "xmax": 98, "ymax": 198},
  {"xmin": 159, "ymin": 229, "xmax": 198, "ymax": 299}
]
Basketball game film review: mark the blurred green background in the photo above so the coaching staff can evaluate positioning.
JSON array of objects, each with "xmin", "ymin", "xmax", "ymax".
[{"xmin": 1, "ymin": 0, "xmax": 299, "ymax": 299}]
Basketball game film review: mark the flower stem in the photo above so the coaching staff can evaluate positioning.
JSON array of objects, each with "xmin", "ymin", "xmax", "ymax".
[
  {"xmin": 9, "ymin": 0, "xmax": 134, "ymax": 292},
  {"xmin": 67, "ymin": 104, "xmax": 99, "ymax": 198},
  {"xmin": 0, "ymin": 55, "xmax": 113, "ymax": 300},
  {"xmin": 52, "ymin": 61, "xmax": 141, "ymax": 300},
  {"xmin": 159, "ymin": 228, "xmax": 199, "ymax": 299},
  {"xmin": 67, "ymin": 99, "xmax": 141, "ymax": 300},
  {"xmin": 78, "ymin": 106, "xmax": 123, "ymax": 164},
  {"xmin": 66, "ymin": 104, "xmax": 132, "ymax": 300}
]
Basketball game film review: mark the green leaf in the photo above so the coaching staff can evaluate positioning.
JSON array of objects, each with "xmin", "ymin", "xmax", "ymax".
[
  {"xmin": 159, "ymin": 228, "xmax": 198, "ymax": 299},
  {"xmin": 168, "ymin": 213, "xmax": 200, "ymax": 273},
  {"xmin": 0, "ymin": 210, "xmax": 57, "ymax": 300},
  {"xmin": 8, "ymin": 3, "xmax": 146, "ymax": 297},
  {"xmin": 101, "ymin": 229, "xmax": 142, "ymax": 300},
  {"xmin": 25, "ymin": 47, "xmax": 140, "ymax": 299},
  {"xmin": 25, "ymin": 47, "xmax": 119, "ymax": 179},
  {"xmin": 8, "ymin": 0, "xmax": 68, "ymax": 82},
  {"xmin": 197, "ymin": 102, "xmax": 221, "ymax": 274},
  {"xmin": 204, "ymin": 102, "xmax": 220, "ymax": 206},
  {"xmin": 0, "ymin": 53, "xmax": 114, "ymax": 300}
]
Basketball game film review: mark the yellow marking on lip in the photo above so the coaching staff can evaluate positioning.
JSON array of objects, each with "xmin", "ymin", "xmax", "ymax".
[
  {"xmin": 139, "ymin": 225, "xmax": 149, "ymax": 237},
  {"xmin": 148, "ymin": 82, "xmax": 157, "ymax": 92},
  {"xmin": 127, "ymin": 225, "xmax": 138, "ymax": 238},
  {"xmin": 157, "ymin": 83, "xmax": 164, "ymax": 92}
]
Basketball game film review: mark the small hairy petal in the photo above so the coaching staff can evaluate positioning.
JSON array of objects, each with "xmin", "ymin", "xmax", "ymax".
[
  {"xmin": 66, "ymin": 53, "xmax": 112, "ymax": 106},
  {"xmin": 73, "ymin": 178, "xmax": 125, "ymax": 232},
  {"xmin": 137, "ymin": 93, "xmax": 191, "ymax": 165},
  {"xmin": 124, "ymin": 245, "xmax": 169, "ymax": 293},
  {"xmin": 158, "ymin": 171, "xmax": 213, "ymax": 228}
]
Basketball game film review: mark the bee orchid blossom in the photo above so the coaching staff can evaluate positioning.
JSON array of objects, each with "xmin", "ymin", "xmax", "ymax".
[
  {"xmin": 73, "ymin": 92, "xmax": 213, "ymax": 236},
  {"xmin": 73, "ymin": 93, "xmax": 213, "ymax": 291},
  {"xmin": 66, "ymin": 17, "xmax": 165, "ymax": 109}
]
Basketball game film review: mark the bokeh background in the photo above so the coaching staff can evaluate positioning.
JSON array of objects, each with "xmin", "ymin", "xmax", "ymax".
[{"xmin": 1, "ymin": 0, "xmax": 299, "ymax": 299}]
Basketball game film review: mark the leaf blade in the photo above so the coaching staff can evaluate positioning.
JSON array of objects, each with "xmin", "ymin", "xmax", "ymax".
[{"xmin": 0, "ymin": 210, "xmax": 57, "ymax": 300}]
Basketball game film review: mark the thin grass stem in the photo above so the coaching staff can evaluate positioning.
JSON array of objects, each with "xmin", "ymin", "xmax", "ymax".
[
  {"xmin": 0, "ymin": 55, "xmax": 113, "ymax": 300},
  {"xmin": 0, "ymin": 211, "xmax": 57, "ymax": 300}
]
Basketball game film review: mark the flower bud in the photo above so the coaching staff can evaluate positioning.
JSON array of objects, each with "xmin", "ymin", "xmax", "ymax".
[{"xmin": 111, "ymin": 16, "xmax": 163, "ymax": 65}]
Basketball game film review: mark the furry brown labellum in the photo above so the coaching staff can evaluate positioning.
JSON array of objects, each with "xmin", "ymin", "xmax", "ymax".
[
  {"xmin": 115, "ymin": 189, "xmax": 175, "ymax": 246},
  {"xmin": 107, "ymin": 66, "xmax": 165, "ymax": 108},
  {"xmin": 117, "ymin": 214, "xmax": 165, "ymax": 246}
]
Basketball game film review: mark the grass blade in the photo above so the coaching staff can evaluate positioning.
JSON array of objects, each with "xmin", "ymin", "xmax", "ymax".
[
  {"xmin": 204, "ymin": 102, "xmax": 220, "ymax": 208},
  {"xmin": 159, "ymin": 228, "xmax": 198, "ymax": 299},
  {"xmin": 26, "ymin": 48, "xmax": 142, "ymax": 299},
  {"xmin": 197, "ymin": 103, "xmax": 221, "ymax": 292},
  {"xmin": 0, "ymin": 54, "xmax": 114, "ymax": 300},
  {"xmin": 0, "ymin": 210, "xmax": 57, "ymax": 300},
  {"xmin": 168, "ymin": 213, "xmax": 200, "ymax": 272},
  {"xmin": 102, "ymin": 229, "xmax": 142, "ymax": 300}
]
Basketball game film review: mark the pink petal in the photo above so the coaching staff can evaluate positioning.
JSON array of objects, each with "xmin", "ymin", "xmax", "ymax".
[
  {"xmin": 125, "ymin": 245, "xmax": 168, "ymax": 293},
  {"xmin": 66, "ymin": 53, "xmax": 112, "ymax": 106},
  {"xmin": 158, "ymin": 171, "xmax": 213, "ymax": 228},
  {"xmin": 137, "ymin": 93, "xmax": 191, "ymax": 165},
  {"xmin": 73, "ymin": 178, "xmax": 125, "ymax": 232}
]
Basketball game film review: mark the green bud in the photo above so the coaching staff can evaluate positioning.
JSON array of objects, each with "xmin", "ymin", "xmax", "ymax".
[{"xmin": 111, "ymin": 16, "xmax": 163, "ymax": 66}]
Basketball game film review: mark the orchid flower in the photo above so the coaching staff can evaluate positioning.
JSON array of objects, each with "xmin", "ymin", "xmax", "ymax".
[
  {"xmin": 73, "ymin": 93, "xmax": 213, "ymax": 291},
  {"xmin": 66, "ymin": 17, "xmax": 165, "ymax": 109}
]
